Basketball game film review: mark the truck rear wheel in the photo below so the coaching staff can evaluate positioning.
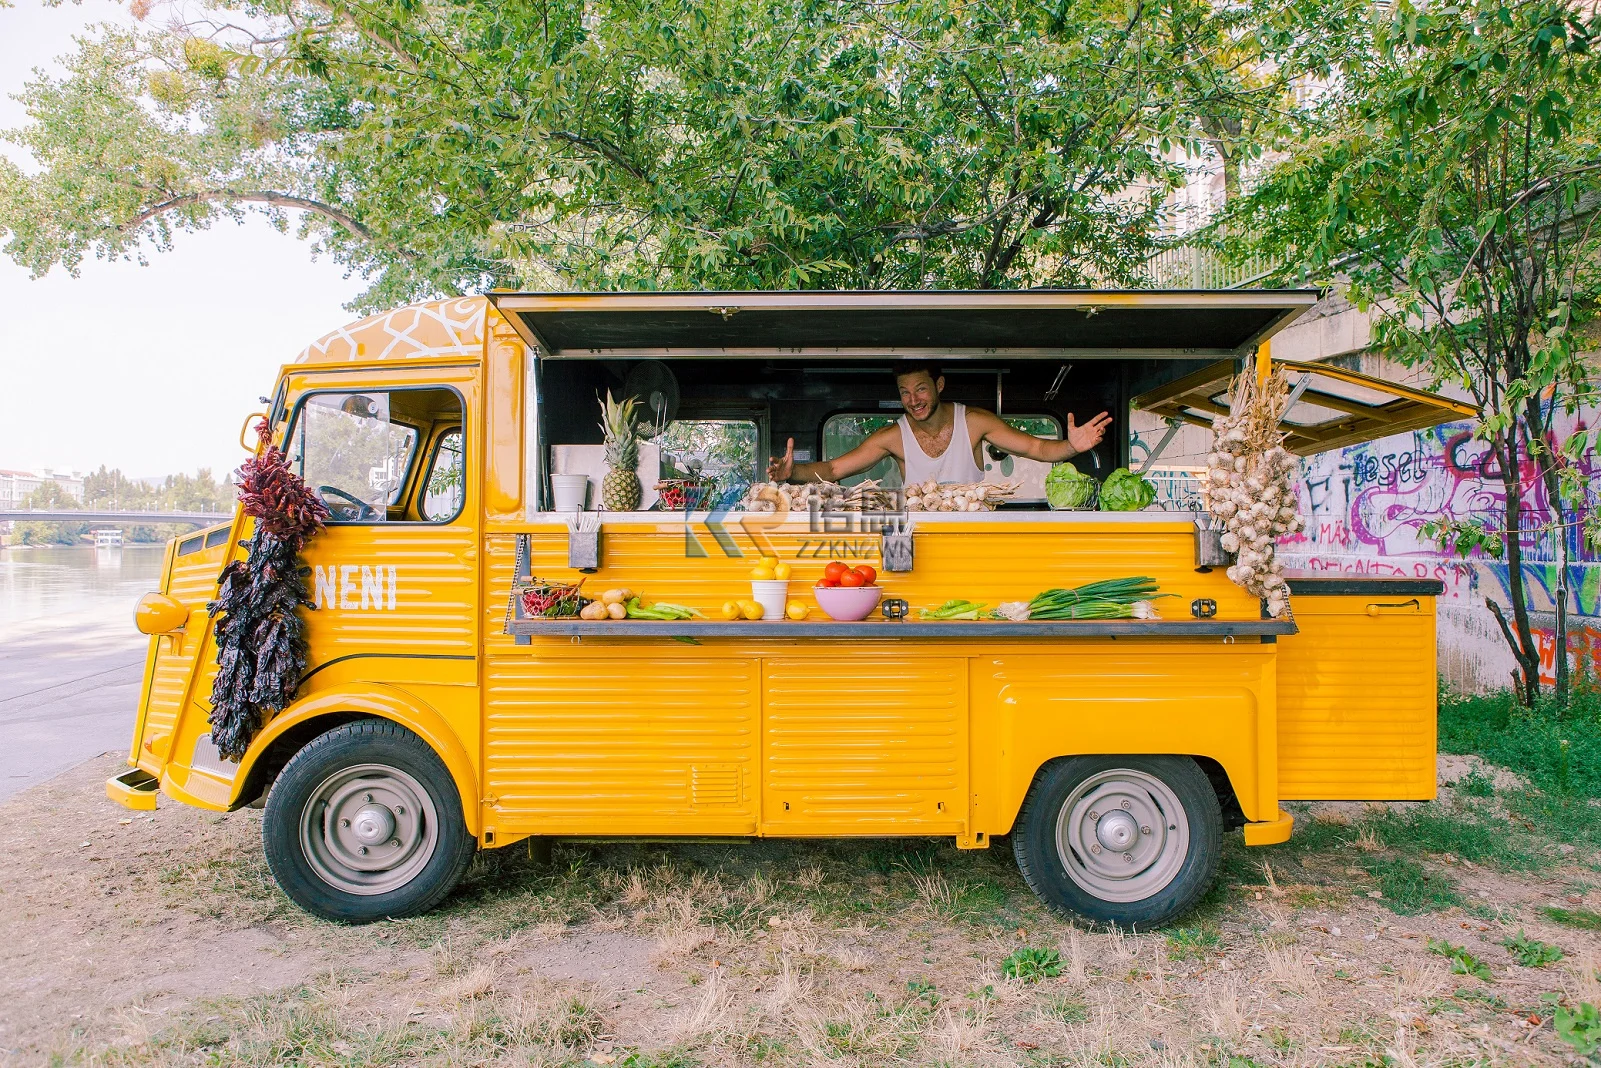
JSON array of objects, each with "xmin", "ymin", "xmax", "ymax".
[
  {"xmin": 263, "ymin": 720, "xmax": 475, "ymax": 922},
  {"xmin": 1012, "ymin": 755, "xmax": 1221, "ymax": 929}
]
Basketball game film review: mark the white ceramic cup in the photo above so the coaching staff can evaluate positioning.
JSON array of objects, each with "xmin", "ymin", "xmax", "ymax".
[
  {"xmin": 551, "ymin": 474, "xmax": 590, "ymax": 512},
  {"xmin": 750, "ymin": 580, "xmax": 789, "ymax": 621}
]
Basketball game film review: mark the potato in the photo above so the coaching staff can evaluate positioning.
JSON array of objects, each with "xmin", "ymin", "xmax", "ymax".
[{"xmin": 607, "ymin": 602, "xmax": 627, "ymax": 620}]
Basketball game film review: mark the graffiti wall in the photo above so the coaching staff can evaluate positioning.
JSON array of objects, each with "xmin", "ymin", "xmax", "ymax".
[{"xmin": 1277, "ymin": 416, "xmax": 1599, "ymax": 692}]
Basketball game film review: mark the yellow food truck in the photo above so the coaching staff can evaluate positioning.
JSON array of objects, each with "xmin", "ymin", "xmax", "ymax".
[{"xmin": 111, "ymin": 291, "xmax": 1473, "ymax": 927}]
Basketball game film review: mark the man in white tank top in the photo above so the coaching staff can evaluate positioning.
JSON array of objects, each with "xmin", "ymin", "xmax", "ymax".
[{"xmin": 768, "ymin": 362, "xmax": 1111, "ymax": 486}]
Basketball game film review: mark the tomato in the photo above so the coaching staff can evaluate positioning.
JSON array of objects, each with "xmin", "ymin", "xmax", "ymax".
[
  {"xmin": 839, "ymin": 571, "xmax": 866, "ymax": 588},
  {"xmin": 853, "ymin": 564, "xmax": 877, "ymax": 586},
  {"xmin": 816, "ymin": 577, "xmax": 841, "ymax": 588},
  {"xmin": 823, "ymin": 561, "xmax": 850, "ymax": 582}
]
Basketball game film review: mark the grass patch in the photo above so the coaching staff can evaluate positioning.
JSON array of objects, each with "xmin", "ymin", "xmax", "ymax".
[
  {"xmin": 1502, "ymin": 930, "xmax": 1563, "ymax": 967},
  {"xmin": 1427, "ymin": 937, "xmax": 1493, "ymax": 981},
  {"xmin": 1556, "ymin": 1000, "xmax": 1601, "ymax": 1059},
  {"xmin": 1365, "ymin": 805, "xmax": 1550, "ymax": 869},
  {"xmin": 1361, "ymin": 855, "xmax": 1461, "ymax": 914},
  {"xmin": 623, "ymin": 1053, "xmax": 700, "ymax": 1068},
  {"xmin": 1503, "ymin": 788, "xmax": 1601, "ymax": 851},
  {"xmin": 1165, "ymin": 924, "xmax": 1221, "ymax": 960},
  {"xmin": 1543, "ymin": 905, "xmax": 1601, "ymax": 930},
  {"xmin": 74, "ymin": 973, "xmax": 610, "ymax": 1065},
  {"xmin": 1000, "ymin": 946, "xmax": 1062, "ymax": 982},
  {"xmin": 1044, "ymin": 993, "xmax": 1088, "ymax": 1024},
  {"xmin": 1439, "ymin": 688, "xmax": 1601, "ymax": 798}
]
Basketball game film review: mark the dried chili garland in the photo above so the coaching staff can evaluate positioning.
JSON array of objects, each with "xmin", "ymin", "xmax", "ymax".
[{"xmin": 206, "ymin": 421, "xmax": 330, "ymax": 760}]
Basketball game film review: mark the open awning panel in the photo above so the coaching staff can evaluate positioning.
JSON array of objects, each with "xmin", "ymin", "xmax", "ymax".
[
  {"xmin": 1130, "ymin": 358, "xmax": 1478, "ymax": 455},
  {"xmin": 489, "ymin": 290, "xmax": 1320, "ymax": 359}
]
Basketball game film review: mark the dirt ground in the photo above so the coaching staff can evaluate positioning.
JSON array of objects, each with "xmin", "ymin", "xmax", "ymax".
[{"xmin": 3, "ymin": 753, "xmax": 1599, "ymax": 1067}]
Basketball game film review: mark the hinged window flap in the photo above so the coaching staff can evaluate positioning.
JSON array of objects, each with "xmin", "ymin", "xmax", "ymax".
[{"xmin": 1130, "ymin": 359, "xmax": 1477, "ymax": 455}]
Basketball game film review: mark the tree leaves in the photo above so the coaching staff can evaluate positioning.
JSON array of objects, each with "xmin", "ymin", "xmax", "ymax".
[{"xmin": 0, "ymin": 0, "xmax": 1273, "ymax": 304}]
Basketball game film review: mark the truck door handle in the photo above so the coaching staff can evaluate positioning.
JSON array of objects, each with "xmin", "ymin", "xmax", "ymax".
[{"xmin": 1366, "ymin": 598, "xmax": 1420, "ymax": 616}]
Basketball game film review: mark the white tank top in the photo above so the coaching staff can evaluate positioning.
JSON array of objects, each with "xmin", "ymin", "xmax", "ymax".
[{"xmin": 899, "ymin": 402, "xmax": 986, "ymax": 485}]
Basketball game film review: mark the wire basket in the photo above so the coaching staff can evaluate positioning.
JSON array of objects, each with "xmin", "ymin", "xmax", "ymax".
[
  {"xmin": 655, "ymin": 478, "xmax": 716, "ymax": 511},
  {"xmin": 515, "ymin": 577, "xmax": 588, "ymax": 619}
]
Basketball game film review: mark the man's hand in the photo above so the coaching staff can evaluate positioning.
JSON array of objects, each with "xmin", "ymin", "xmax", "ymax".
[
  {"xmin": 767, "ymin": 437, "xmax": 796, "ymax": 482},
  {"xmin": 1067, "ymin": 412, "xmax": 1113, "ymax": 456}
]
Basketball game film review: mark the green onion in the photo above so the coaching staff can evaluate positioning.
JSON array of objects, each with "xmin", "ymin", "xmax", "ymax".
[{"xmin": 1028, "ymin": 578, "xmax": 1168, "ymax": 620}]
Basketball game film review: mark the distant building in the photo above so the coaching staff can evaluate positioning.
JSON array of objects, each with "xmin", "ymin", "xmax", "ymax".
[{"xmin": 0, "ymin": 468, "xmax": 86, "ymax": 507}]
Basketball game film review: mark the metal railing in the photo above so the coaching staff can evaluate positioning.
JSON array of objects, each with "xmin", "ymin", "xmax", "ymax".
[{"xmin": 1143, "ymin": 244, "xmax": 1282, "ymax": 290}]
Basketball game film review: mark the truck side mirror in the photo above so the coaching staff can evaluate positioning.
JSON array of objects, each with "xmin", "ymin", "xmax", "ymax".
[{"xmin": 134, "ymin": 593, "xmax": 188, "ymax": 635}]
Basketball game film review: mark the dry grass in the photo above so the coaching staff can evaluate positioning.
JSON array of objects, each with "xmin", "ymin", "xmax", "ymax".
[{"xmin": 3, "ymin": 754, "xmax": 1600, "ymax": 1067}]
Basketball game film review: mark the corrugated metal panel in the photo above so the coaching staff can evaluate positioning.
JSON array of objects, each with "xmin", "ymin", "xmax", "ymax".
[
  {"xmin": 1276, "ymin": 596, "xmax": 1437, "ymax": 800},
  {"xmin": 482, "ymin": 656, "xmax": 758, "ymax": 828},
  {"xmin": 484, "ymin": 534, "xmax": 759, "ymax": 831},
  {"xmin": 762, "ymin": 658, "xmax": 966, "ymax": 832},
  {"xmin": 301, "ymin": 529, "xmax": 479, "ymax": 656},
  {"xmin": 139, "ymin": 545, "xmax": 227, "ymax": 757},
  {"xmin": 973, "ymin": 645, "xmax": 1278, "ymax": 825}
]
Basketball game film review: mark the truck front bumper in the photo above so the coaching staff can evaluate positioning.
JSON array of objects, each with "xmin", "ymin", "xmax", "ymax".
[
  {"xmin": 1242, "ymin": 808, "xmax": 1293, "ymax": 846},
  {"xmin": 106, "ymin": 768, "xmax": 159, "ymax": 810}
]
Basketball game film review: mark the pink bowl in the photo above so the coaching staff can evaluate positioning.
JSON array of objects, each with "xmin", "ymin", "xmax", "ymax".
[{"xmin": 813, "ymin": 584, "xmax": 883, "ymax": 621}]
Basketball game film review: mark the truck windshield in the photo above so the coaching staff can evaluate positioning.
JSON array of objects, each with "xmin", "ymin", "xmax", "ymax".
[{"xmin": 287, "ymin": 392, "xmax": 417, "ymax": 521}]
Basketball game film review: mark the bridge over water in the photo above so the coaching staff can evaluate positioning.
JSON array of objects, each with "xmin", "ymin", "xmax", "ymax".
[{"xmin": 0, "ymin": 510, "xmax": 224, "ymax": 528}]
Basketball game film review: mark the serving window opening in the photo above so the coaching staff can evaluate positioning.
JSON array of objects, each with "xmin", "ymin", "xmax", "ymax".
[{"xmin": 535, "ymin": 357, "xmax": 1116, "ymax": 511}]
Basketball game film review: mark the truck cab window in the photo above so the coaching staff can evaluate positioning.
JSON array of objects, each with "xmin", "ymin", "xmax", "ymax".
[
  {"xmin": 421, "ymin": 429, "xmax": 465, "ymax": 522},
  {"xmin": 286, "ymin": 391, "xmax": 418, "ymax": 522}
]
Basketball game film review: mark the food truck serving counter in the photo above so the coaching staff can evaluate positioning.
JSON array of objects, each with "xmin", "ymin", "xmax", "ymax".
[{"xmin": 112, "ymin": 290, "xmax": 1471, "ymax": 929}]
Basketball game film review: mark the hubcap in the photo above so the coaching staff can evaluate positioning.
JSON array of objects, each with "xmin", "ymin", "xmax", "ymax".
[
  {"xmin": 299, "ymin": 763, "xmax": 439, "ymax": 895},
  {"xmin": 1054, "ymin": 769, "xmax": 1189, "ymax": 903},
  {"xmin": 1095, "ymin": 809, "xmax": 1139, "ymax": 851},
  {"xmin": 352, "ymin": 804, "xmax": 396, "ymax": 846}
]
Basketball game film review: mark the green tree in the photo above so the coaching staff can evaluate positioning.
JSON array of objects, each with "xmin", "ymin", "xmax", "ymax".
[
  {"xmin": 83, "ymin": 465, "xmax": 156, "ymax": 511},
  {"xmin": 1225, "ymin": 0, "xmax": 1601, "ymax": 704},
  {"xmin": 0, "ymin": 0, "xmax": 1276, "ymax": 307},
  {"xmin": 14, "ymin": 480, "xmax": 89, "ymax": 545}
]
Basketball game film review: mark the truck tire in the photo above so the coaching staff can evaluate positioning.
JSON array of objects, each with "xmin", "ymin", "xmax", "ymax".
[
  {"xmin": 1012, "ymin": 755, "xmax": 1221, "ymax": 929},
  {"xmin": 263, "ymin": 719, "xmax": 475, "ymax": 922}
]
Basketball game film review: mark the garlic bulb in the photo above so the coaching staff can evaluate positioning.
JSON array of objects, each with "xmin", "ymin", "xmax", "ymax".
[{"xmin": 1201, "ymin": 361, "xmax": 1305, "ymax": 617}]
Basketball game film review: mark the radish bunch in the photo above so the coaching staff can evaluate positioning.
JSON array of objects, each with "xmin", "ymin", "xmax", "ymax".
[{"xmin": 1201, "ymin": 364, "xmax": 1304, "ymax": 618}]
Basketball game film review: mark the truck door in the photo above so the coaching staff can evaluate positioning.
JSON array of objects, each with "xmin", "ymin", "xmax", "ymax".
[{"xmin": 282, "ymin": 372, "xmax": 480, "ymax": 714}]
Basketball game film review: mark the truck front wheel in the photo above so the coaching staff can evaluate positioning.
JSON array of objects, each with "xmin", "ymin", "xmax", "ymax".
[
  {"xmin": 1012, "ymin": 755, "xmax": 1221, "ymax": 929},
  {"xmin": 263, "ymin": 720, "xmax": 475, "ymax": 922}
]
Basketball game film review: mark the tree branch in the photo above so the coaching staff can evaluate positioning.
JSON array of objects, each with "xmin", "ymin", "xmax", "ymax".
[
  {"xmin": 304, "ymin": 0, "xmax": 422, "ymax": 75},
  {"xmin": 119, "ymin": 190, "xmax": 374, "ymax": 240}
]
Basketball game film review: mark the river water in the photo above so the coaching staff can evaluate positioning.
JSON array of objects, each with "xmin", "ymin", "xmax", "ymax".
[{"xmin": 0, "ymin": 544, "xmax": 169, "ymax": 633}]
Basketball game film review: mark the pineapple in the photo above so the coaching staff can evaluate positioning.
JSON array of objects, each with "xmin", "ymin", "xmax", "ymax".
[{"xmin": 599, "ymin": 390, "xmax": 642, "ymax": 510}]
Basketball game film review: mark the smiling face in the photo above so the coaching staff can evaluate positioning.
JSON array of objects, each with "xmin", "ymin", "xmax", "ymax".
[{"xmin": 896, "ymin": 370, "xmax": 944, "ymax": 423}]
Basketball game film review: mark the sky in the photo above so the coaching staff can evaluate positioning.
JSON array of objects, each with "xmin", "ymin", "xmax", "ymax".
[{"xmin": 0, "ymin": 0, "xmax": 368, "ymax": 481}]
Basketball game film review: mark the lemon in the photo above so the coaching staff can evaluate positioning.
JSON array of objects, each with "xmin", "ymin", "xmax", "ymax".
[
  {"xmin": 786, "ymin": 602, "xmax": 808, "ymax": 620},
  {"xmin": 721, "ymin": 601, "xmax": 742, "ymax": 620},
  {"xmin": 751, "ymin": 567, "xmax": 775, "ymax": 581},
  {"xmin": 773, "ymin": 562, "xmax": 792, "ymax": 580},
  {"xmin": 760, "ymin": 555, "xmax": 778, "ymax": 568},
  {"xmin": 740, "ymin": 600, "xmax": 765, "ymax": 620}
]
